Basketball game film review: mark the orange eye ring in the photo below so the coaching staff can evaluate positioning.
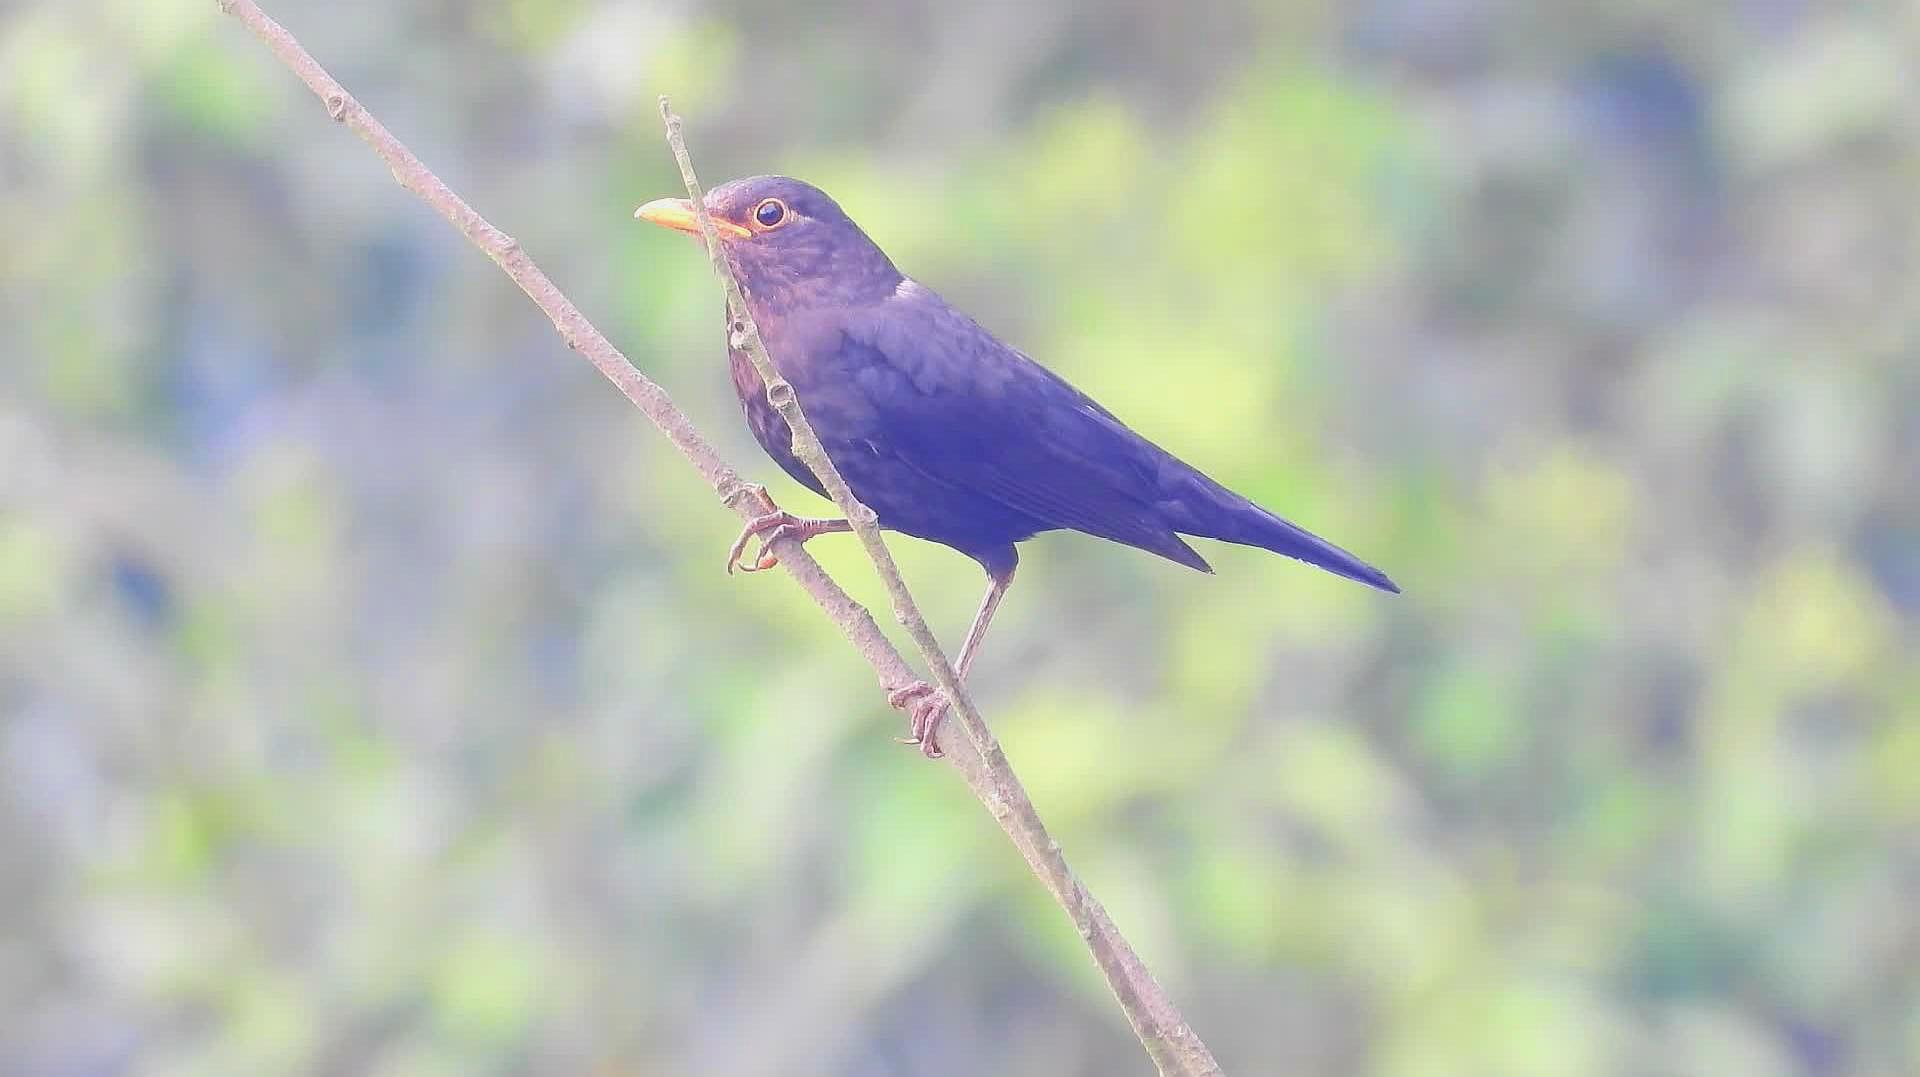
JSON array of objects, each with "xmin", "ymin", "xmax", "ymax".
[{"xmin": 753, "ymin": 198, "xmax": 788, "ymax": 229}]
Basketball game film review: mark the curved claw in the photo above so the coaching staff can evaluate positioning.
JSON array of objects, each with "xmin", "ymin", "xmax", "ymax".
[
  {"xmin": 737, "ymin": 527, "xmax": 791, "ymax": 573},
  {"xmin": 724, "ymin": 508, "xmax": 853, "ymax": 576},
  {"xmin": 724, "ymin": 510, "xmax": 798, "ymax": 575},
  {"xmin": 887, "ymin": 681, "xmax": 948, "ymax": 759}
]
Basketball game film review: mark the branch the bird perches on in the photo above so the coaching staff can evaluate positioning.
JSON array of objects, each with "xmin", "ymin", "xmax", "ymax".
[{"xmin": 216, "ymin": 3, "xmax": 1222, "ymax": 1073}]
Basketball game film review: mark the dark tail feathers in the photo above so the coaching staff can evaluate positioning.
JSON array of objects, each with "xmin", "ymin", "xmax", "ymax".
[{"xmin": 1174, "ymin": 493, "xmax": 1400, "ymax": 594}]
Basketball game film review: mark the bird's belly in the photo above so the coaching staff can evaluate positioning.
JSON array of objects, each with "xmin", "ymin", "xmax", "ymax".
[{"xmin": 731, "ymin": 349, "xmax": 827, "ymax": 498}]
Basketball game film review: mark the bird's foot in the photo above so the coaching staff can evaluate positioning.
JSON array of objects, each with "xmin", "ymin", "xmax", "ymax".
[
  {"xmin": 887, "ymin": 681, "xmax": 949, "ymax": 759},
  {"xmin": 724, "ymin": 509, "xmax": 845, "ymax": 574}
]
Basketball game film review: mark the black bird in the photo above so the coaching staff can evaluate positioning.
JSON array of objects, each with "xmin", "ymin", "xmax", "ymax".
[{"xmin": 637, "ymin": 176, "xmax": 1398, "ymax": 755}]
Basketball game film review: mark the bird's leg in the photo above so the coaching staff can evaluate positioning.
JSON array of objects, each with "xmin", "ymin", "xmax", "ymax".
[
  {"xmin": 724, "ymin": 508, "xmax": 853, "ymax": 574},
  {"xmin": 890, "ymin": 564, "xmax": 1016, "ymax": 759}
]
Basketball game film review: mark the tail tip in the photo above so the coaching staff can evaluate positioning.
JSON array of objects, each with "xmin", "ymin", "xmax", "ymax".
[{"xmin": 1340, "ymin": 559, "xmax": 1400, "ymax": 594}]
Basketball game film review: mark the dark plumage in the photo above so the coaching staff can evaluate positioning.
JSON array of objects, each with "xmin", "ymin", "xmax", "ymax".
[{"xmin": 637, "ymin": 176, "xmax": 1397, "ymax": 754}]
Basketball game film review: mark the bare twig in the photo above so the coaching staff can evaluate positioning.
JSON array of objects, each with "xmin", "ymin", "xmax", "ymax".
[
  {"xmin": 658, "ymin": 100, "xmax": 1220, "ymax": 1076},
  {"xmin": 655, "ymin": 105, "xmax": 966, "ymax": 738},
  {"xmin": 215, "ymin": 3, "xmax": 1221, "ymax": 1073}
]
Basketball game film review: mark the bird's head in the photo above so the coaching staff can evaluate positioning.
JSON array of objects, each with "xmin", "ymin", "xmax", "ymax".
[{"xmin": 635, "ymin": 176, "xmax": 901, "ymax": 308}]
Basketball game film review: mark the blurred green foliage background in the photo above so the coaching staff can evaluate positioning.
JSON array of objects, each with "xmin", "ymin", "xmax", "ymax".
[{"xmin": 2, "ymin": 1, "xmax": 1917, "ymax": 1074}]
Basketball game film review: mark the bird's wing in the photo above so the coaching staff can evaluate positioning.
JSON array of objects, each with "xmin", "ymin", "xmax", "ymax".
[{"xmin": 835, "ymin": 282, "xmax": 1210, "ymax": 570}]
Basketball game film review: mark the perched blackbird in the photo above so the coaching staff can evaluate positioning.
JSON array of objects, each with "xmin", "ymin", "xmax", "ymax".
[{"xmin": 637, "ymin": 176, "xmax": 1398, "ymax": 756}]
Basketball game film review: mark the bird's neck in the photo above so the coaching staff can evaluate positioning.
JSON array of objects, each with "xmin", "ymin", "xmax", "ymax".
[{"xmin": 728, "ymin": 244, "xmax": 902, "ymax": 316}]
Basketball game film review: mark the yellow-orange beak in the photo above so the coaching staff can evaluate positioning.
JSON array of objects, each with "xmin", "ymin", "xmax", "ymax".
[{"xmin": 633, "ymin": 197, "xmax": 751, "ymax": 239}]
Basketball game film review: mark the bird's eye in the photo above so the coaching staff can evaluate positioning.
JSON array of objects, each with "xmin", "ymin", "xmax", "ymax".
[{"xmin": 753, "ymin": 198, "xmax": 788, "ymax": 229}]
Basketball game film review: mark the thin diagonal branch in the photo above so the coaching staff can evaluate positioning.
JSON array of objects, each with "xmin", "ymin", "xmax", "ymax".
[{"xmin": 214, "ymin": 4, "xmax": 1220, "ymax": 1073}]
